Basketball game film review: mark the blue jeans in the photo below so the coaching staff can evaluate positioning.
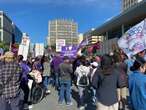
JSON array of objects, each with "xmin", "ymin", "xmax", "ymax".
[
  {"xmin": 55, "ymin": 73, "xmax": 59, "ymax": 88},
  {"xmin": 43, "ymin": 76, "xmax": 51, "ymax": 90},
  {"xmin": 0, "ymin": 91, "xmax": 24, "ymax": 110},
  {"xmin": 58, "ymin": 80, "xmax": 72, "ymax": 103}
]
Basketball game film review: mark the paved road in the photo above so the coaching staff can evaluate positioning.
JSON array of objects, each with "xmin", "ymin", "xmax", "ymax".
[
  {"xmin": 30, "ymin": 86, "xmax": 130, "ymax": 110},
  {"xmin": 30, "ymin": 86, "xmax": 96, "ymax": 110},
  {"xmin": 30, "ymin": 87, "xmax": 79, "ymax": 110}
]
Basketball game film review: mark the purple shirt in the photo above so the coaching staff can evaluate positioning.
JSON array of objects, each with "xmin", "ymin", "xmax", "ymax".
[
  {"xmin": 19, "ymin": 62, "xmax": 30, "ymax": 83},
  {"xmin": 51, "ymin": 56, "xmax": 63, "ymax": 73}
]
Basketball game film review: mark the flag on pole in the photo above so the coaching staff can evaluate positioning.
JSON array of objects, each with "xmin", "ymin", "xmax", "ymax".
[{"xmin": 77, "ymin": 39, "xmax": 88, "ymax": 50}]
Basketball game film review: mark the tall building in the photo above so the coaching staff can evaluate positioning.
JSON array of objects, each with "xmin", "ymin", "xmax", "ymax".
[
  {"xmin": 122, "ymin": 0, "xmax": 143, "ymax": 11},
  {"xmin": 48, "ymin": 19, "xmax": 78, "ymax": 46},
  {"xmin": 83, "ymin": 28, "xmax": 106, "ymax": 45},
  {"xmin": 0, "ymin": 11, "xmax": 22, "ymax": 44}
]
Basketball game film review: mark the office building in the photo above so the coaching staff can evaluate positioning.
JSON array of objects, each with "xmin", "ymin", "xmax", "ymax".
[
  {"xmin": 88, "ymin": 36, "xmax": 105, "ymax": 44},
  {"xmin": 13, "ymin": 25, "xmax": 22, "ymax": 43},
  {"xmin": 122, "ymin": 0, "xmax": 143, "ymax": 11},
  {"xmin": 0, "ymin": 11, "xmax": 22, "ymax": 44},
  {"xmin": 48, "ymin": 19, "xmax": 78, "ymax": 46},
  {"xmin": 84, "ymin": 29, "xmax": 106, "ymax": 45}
]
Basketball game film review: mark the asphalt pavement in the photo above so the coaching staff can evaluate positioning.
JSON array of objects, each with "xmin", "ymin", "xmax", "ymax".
[
  {"xmin": 30, "ymin": 86, "xmax": 129, "ymax": 110},
  {"xmin": 30, "ymin": 86, "xmax": 80, "ymax": 110}
]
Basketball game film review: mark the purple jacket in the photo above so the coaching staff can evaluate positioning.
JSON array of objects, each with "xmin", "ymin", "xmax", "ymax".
[
  {"xmin": 51, "ymin": 56, "xmax": 63, "ymax": 73},
  {"xmin": 19, "ymin": 62, "xmax": 30, "ymax": 83}
]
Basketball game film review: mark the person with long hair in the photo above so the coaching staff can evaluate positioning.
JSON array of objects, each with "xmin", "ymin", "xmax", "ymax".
[
  {"xmin": 129, "ymin": 58, "xmax": 146, "ymax": 110},
  {"xmin": 92, "ymin": 54, "xmax": 126, "ymax": 110},
  {"xmin": 42, "ymin": 56, "xmax": 51, "ymax": 94}
]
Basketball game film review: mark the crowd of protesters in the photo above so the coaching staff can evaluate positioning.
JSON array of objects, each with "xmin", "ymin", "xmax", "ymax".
[{"xmin": 1, "ymin": 49, "xmax": 146, "ymax": 110}]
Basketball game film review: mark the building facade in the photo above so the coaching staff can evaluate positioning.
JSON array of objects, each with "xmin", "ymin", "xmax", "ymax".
[
  {"xmin": 122, "ymin": 0, "xmax": 143, "ymax": 11},
  {"xmin": 48, "ymin": 19, "xmax": 78, "ymax": 46},
  {"xmin": 13, "ymin": 25, "xmax": 22, "ymax": 43},
  {"xmin": 0, "ymin": 11, "xmax": 22, "ymax": 44},
  {"xmin": 88, "ymin": 36, "xmax": 105, "ymax": 44},
  {"xmin": 89, "ymin": 0, "xmax": 146, "ymax": 55},
  {"xmin": 84, "ymin": 29, "xmax": 106, "ymax": 45}
]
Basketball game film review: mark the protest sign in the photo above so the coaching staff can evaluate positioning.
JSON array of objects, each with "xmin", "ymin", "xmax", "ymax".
[
  {"xmin": 18, "ymin": 37, "xmax": 30, "ymax": 61},
  {"xmin": 56, "ymin": 39, "xmax": 66, "ymax": 52},
  {"xmin": 118, "ymin": 19, "xmax": 146, "ymax": 58},
  {"xmin": 35, "ymin": 43, "xmax": 44, "ymax": 57},
  {"xmin": 61, "ymin": 45, "xmax": 78, "ymax": 57}
]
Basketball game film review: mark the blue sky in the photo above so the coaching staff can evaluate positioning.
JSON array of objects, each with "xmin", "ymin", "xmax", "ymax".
[{"xmin": 0, "ymin": 0, "xmax": 121, "ymax": 43}]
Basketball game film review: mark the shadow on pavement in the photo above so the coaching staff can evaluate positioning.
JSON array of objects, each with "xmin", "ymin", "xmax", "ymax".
[
  {"xmin": 71, "ymin": 87, "xmax": 97, "ymax": 110},
  {"xmin": 72, "ymin": 88, "xmax": 80, "ymax": 108}
]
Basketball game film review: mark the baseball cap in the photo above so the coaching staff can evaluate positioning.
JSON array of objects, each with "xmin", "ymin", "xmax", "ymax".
[{"xmin": 91, "ymin": 62, "xmax": 98, "ymax": 67}]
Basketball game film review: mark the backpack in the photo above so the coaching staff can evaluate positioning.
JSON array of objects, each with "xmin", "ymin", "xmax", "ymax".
[{"xmin": 79, "ymin": 74, "xmax": 88, "ymax": 86}]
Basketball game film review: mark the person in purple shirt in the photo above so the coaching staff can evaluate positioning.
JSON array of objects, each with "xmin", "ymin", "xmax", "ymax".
[
  {"xmin": 32, "ymin": 57, "xmax": 43, "ymax": 72},
  {"xmin": 17, "ymin": 55, "xmax": 31, "ymax": 109},
  {"xmin": 51, "ymin": 53, "xmax": 63, "ymax": 89}
]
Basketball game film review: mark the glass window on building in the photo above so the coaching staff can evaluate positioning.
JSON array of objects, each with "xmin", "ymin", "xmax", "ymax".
[
  {"xmin": 50, "ymin": 32, "xmax": 56, "ymax": 36},
  {"xmin": 66, "ymin": 39, "xmax": 71, "ymax": 42},
  {"xmin": 73, "ymin": 39, "xmax": 78, "ymax": 42},
  {"xmin": 72, "ymin": 33, "xmax": 77, "ymax": 37},
  {"xmin": 50, "ymin": 39, "xmax": 56, "ymax": 44},
  {"xmin": 58, "ymin": 36, "xmax": 66, "ymax": 39},
  {"xmin": 50, "ymin": 26, "xmax": 56, "ymax": 31}
]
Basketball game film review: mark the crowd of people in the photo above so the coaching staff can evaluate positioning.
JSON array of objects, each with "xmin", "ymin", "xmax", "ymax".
[{"xmin": 0, "ymin": 49, "xmax": 146, "ymax": 110}]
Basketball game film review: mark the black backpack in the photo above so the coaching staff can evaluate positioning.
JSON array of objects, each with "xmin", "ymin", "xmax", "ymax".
[{"xmin": 79, "ymin": 74, "xmax": 88, "ymax": 86}]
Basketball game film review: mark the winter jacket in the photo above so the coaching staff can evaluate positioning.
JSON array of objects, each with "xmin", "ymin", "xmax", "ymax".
[
  {"xmin": 59, "ymin": 62, "xmax": 73, "ymax": 81},
  {"xmin": 129, "ymin": 71, "xmax": 146, "ymax": 110}
]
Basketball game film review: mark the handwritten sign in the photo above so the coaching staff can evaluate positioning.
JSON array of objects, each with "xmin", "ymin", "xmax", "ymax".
[{"xmin": 118, "ymin": 19, "xmax": 146, "ymax": 58}]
